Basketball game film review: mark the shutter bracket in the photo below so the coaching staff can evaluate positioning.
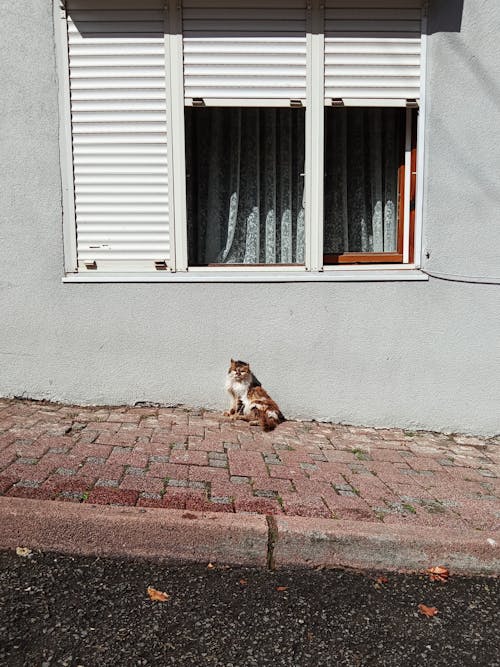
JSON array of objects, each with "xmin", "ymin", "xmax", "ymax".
[
  {"xmin": 155, "ymin": 260, "xmax": 168, "ymax": 271},
  {"xmin": 290, "ymin": 100, "xmax": 303, "ymax": 108},
  {"xmin": 84, "ymin": 261, "xmax": 97, "ymax": 270},
  {"xmin": 406, "ymin": 99, "xmax": 419, "ymax": 109},
  {"xmin": 331, "ymin": 98, "xmax": 344, "ymax": 107},
  {"xmin": 192, "ymin": 98, "xmax": 205, "ymax": 107}
]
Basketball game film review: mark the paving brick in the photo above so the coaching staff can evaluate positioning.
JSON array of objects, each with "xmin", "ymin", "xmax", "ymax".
[
  {"xmin": 208, "ymin": 458, "xmax": 228, "ymax": 469},
  {"xmin": 107, "ymin": 450, "xmax": 148, "ymax": 468},
  {"xmin": 0, "ymin": 475, "xmax": 17, "ymax": 493},
  {"xmin": 150, "ymin": 432, "xmax": 185, "ymax": 446},
  {"xmin": 187, "ymin": 436, "xmax": 225, "ymax": 452},
  {"xmin": 10, "ymin": 440, "xmax": 51, "ymax": 459},
  {"xmin": 208, "ymin": 451, "xmax": 228, "ymax": 461},
  {"xmin": 230, "ymin": 475, "xmax": 251, "ymax": 485},
  {"xmin": 120, "ymin": 475, "xmax": 165, "ymax": 494},
  {"xmin": 161, "ymin": 488, "xmax": 209, "ymax": 510},
  {"xmin": 106, "ymin": 413, "xmax": 141, "ymax": 424},
  {"xmin": 126, "ymin": 467, "xmax": 147, "ymax": 477},
  {"xmin": 347, "ymin": 477, "xmax": 395, "ymax": 502},
  {"xmin": 292, "ymin": 479, "xmax": 337, "ymax": 498},
  {"xmin": 239, "ymin": 439, "xmax": 275, "ymax": 453},
  {"xmin": 95, "ymin": 479, "xmax": 119, "ymax": 488},
  {"xmin": 37, "ymin": 435, "xmax": 75, "ymax": 449},
  {"xmin": 0, "ymin": 449, "xmax": 17, "ymax": 469},
  {"xmin": 268, "ymin": 465, "xmax": 306, "ymax": 480},
  {"xmin": 307, "ymin": 462, "xmax": 352, "ymax": 481},
  {"xmin": 86, "ymin": 488, "xmax": 139, "ymax": 506},
  {"xmin": 234, "ymin": 497, "xmax": 282, "ymax": 515},
  {"xmin": 43, "ymin": 475, "xmax": 95, "ymax": 494},
  {"xmin": 147, "ymin": 462, "xmax": 189, "ymax": 480},
  {"xmin": 0, "ymin": 435, "xmax": 17, "ymax": 450},
  {"xmin": 5, "ymin": 486, "xmax": 56, "ymax": 501},
  {"xmin": 251, "ymin": 477, "xmax": 294, "ymax": 494},
  {"xmin": 188, "ymin": 466, "xmax": 229, "ymax": 483},
  {"xmin": 2, "ymin": 463, "xmax": 53, "ymax": 483},
  {"xmin": 227, "ymin": 451, "xmax": 267, "ymax": 477},
  {"xmin": 71, "ymin": 443, "xmax": 113, "ymax": 460},
  {"xmin": 281, "ymin": 494, "xmax": 331, "ymax": 518},
  {"xmin": 323, "ymin": 494, "xmax": 376, "ymax": 521},
  {"xmin": 367, "ymin": 449, "xmax": 409, "ymax": 463},
  {"xmin": 169, "ymin": 450, "xmax": 209, "ymax": 467},
  {"xmin": 210, "ymin": 481, "xmax": 254, "ymax": 500},
  {"xmin": 276, "ymin": 450, "xmax": 316, "ymax": 466}
]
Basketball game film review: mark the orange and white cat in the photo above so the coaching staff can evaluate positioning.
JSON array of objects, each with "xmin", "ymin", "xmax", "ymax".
[{"xmin": 225, "ymin": 359, "xmax": 284, "ymax": 432}]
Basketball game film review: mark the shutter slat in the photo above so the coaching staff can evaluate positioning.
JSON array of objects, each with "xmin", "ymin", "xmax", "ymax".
[
  {"xmin": 324, "ymin": 0, "xmax": 422, "ymax": 102},
  {"xmin": 183, "ymin": 2, "xmax": 307, "ymax": 101},
  {"xmin": 75, "ymin": 175, "xmax": 168, "ymax": 183},
  {"xmin": 66, "ymin": 1, "xmax": 170, "ymax": 270},
  {"xmin": 72, "ymin": 111, "xmax": 167, "ymax": 122},
  {"xmin": 71, "ymin": 90, "xmax": 166, "ymax": 100}
]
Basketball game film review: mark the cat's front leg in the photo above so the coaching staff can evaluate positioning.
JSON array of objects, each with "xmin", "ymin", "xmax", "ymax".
[{"xmin": 224, "ymin": 392, "xmax": 240, "ymax": 417}]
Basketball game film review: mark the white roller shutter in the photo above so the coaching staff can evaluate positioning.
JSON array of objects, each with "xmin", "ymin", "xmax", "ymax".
[
  {"xmin": 66, "ymin": 0, "xmax": 171, "ymax": 271},
  {"xmin": 324, "ymin": 0, "xmax": 422, "ymax": 104},
  {"xmin": 182, "ymin": 0, "xmax": 307, "ymax": 103}
]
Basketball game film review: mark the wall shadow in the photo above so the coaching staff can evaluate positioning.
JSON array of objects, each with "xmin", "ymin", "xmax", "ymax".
[{"xmin": 426, "ymin": 0, "xmax": 464, "ymax": 35}]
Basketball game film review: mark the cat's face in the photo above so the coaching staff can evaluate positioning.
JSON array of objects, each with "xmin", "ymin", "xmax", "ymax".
[{"xmin": 229, "ymin": 359, "xmax": 251, "ymax": 381}]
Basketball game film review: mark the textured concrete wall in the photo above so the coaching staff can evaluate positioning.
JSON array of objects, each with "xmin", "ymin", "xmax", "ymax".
[
  {"xmin": 423, "ymin": 0, "xmax": 500, "ymax": 281},
  {"xmin": 0, "ymin": 0, "xmax": 499, "ymax": 435}
]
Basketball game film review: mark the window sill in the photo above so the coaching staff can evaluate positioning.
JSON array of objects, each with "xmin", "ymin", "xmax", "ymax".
[{"xmin": 63, "ymin": 269, "xmax": 428, "ymax": 283}]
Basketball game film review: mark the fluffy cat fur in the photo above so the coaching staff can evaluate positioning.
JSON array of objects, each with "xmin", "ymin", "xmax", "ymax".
[{"xmin": 225, "ymin": 359, "xmax": 284, "ymax": 432}]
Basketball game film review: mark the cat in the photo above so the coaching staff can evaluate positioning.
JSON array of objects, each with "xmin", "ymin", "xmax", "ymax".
[{"xmin": 225, "ymin": 359, "xmax": 284, "ymax": 432}]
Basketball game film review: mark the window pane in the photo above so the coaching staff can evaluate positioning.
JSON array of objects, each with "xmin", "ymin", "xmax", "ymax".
[
  {"xmin": 185, "ymin": 108, "xmax": 305, "ymax": 266},
  {"xmin": 324, "ymin": 108, "xmax": 404, "ymax": 257}
]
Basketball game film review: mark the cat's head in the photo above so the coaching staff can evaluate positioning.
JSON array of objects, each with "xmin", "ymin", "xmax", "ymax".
[{"xmin": 228, "ymin": 358, "xmax": 251, "ymax": 381}]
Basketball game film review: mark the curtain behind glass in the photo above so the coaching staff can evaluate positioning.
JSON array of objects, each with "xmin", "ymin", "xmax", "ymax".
[
  {"xmin": 186, "ymin": 108, "xmax": 305, "ymax": 265},
  {"xmin": 324, "ymin": 108, "xmax": 403, "ymax": 255}
]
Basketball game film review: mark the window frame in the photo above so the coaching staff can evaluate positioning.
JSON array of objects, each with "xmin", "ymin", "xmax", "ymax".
[
  {"xmin": 56, "ymin": 0, "xmax": 428, "ymax": 281},
  {"xmin": 322, "ymin": 106, "xmax": 417, "ymax": 266}
]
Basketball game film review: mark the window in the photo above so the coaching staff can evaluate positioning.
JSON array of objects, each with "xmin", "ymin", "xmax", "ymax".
[
  {"xmin": 58, "ymin": 0, "xmax": 424, "ymax": 277},
  {"xmin": 185, "ymin": 107, "xmax": 305, "ymax": 266},
  {"xmin": 324, "ymin": 106, "xmax": 417, "ymax": 264}
]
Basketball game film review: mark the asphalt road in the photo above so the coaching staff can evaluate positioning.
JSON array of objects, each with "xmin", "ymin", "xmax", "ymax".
[{"xmin": 0, "ymin": 550, "xmax": 498, "ymax": 667}]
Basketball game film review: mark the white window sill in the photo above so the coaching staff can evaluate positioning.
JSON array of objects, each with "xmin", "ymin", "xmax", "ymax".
[{"xmin": 63, "ymin": 269, "xmax": 428, "ymax": 283}]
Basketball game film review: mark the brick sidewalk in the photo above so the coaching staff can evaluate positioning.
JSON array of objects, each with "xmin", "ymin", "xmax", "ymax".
[{"xmin": 0, "ymin": 399, "xmax": 498, "ymax": 532}]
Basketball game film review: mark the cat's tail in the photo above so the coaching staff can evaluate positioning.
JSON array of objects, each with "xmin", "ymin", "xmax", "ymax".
[{"xmin": 260, "ymin": 409, "xmax": 285, "ymax": 432}]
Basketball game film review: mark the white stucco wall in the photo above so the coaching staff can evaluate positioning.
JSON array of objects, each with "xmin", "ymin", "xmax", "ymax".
[{"xmin": 0, "ymin": 0, "xmax": 499, "ymax": 435}]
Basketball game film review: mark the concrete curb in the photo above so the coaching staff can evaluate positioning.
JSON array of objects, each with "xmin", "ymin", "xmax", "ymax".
[
  {"xmin": 0, "ymin": 498, "xmax": 268, "ymax": 567},
  {"xmin": 1, "ymin": 498, "xmax": 498, "ymax": 574},
  {"xmin": 272, "ymin": 516, "xmax": 500, "ymax": 575}
]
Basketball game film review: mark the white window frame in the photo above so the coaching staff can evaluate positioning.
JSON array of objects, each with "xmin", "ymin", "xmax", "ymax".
[{"xmin": 56, "ymin": 0, "xmax": 428, "ymax": 283}]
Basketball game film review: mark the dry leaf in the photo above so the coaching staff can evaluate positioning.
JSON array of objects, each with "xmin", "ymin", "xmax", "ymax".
[
  {"xmin": 418, "ymin": 603, "xmax": 438, "ymax": 617},
  {"xmin": 239, "ymin": 579, "xmax": 248, "ymax": 586},
  {"xmin": 376, "ymin": 576, "xmax": 389, "ymax": 584},
  {"xmin": 275, "ymin": 586, "xmax": 288, "ymax": 592},
  {"xmin": 307, "ymin": 631, "xmax": 314, "ymax": 642},
  {"xmin": 427, "ymin": 566, "xmax": 449, "ymax": 582},
  {"xmin": 207, "ymin": 562, "xmax": 215, "ymax": 570},
  {"xmin": 147, "ymin": 586, "xmax": 169, "ymax": 602},
  {"xmin": 16, "ymin": 547, "xmax": 32, "ymax": 557}
]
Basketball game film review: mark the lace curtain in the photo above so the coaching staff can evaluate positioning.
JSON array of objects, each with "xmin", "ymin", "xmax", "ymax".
[
  {"xmin": 324, "ymin": 107, "xmax": 403, "ymax": 255},
  {"xmin": 186, "ymin": 108, "xmax": 305, "ymax": 265}
]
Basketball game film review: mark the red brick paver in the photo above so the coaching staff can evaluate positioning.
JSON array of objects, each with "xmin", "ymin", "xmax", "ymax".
[{"xmin": 0, "ymin": 398, "xmax": 498, "ymax": 531}]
